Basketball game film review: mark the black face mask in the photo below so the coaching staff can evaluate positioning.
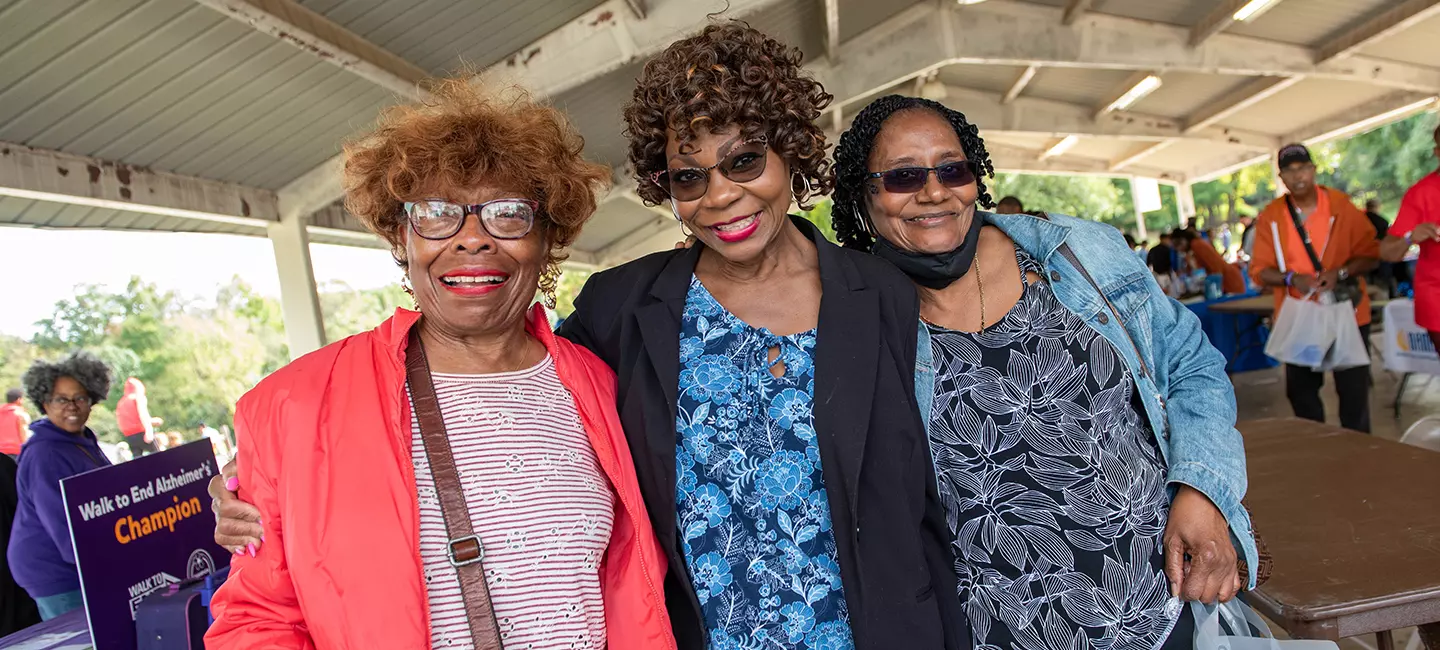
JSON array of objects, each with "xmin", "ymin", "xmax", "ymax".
[{"xmin": 870, "ymin": 213, "xmax": 984, "ymax": 290}]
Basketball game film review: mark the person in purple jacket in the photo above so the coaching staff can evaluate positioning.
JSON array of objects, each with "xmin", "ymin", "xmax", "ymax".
[{"xmin": 7, "ymin": 351, "xmax": 112, "ymax": 620}]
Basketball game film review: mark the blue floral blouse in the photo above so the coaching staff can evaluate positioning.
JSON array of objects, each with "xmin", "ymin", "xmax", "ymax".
[{"xmin": 675, "ymin": 275, "xmax": 855, "ymax": 650}]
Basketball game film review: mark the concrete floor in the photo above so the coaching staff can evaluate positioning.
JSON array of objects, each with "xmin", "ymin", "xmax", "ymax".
[
  {"xmin": 1230, "ymin": 356, "xmax": 1440, "ymax": 650},
  {"xmin": 1232, "ymin": 356, "xmax": 1440, "ymax": 441}
]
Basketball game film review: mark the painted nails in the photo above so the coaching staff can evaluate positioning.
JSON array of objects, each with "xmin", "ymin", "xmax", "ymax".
[{"xmin": 225, "ymin": 477, "xmax": 239, "ymax": 492}]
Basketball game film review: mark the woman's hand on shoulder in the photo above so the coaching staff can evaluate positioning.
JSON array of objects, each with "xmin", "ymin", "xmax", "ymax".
[
  {"xmin": 1163, "ymin": 484, "xmax": 1242, "ymax": 604},
  {"xmin": 210, "ymin": 458, "xmax": 264, "ymax": 557}
]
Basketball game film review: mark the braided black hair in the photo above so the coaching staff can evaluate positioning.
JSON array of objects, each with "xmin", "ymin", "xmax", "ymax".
[{"xmin": 830, "ymin": 95, "xmax": 995, "ymax": 251}]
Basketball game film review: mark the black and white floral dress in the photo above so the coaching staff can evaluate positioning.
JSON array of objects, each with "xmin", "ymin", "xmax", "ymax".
[{"xmin": 926, "ymin": 247, "xmax": 1191, "ymax": 650}]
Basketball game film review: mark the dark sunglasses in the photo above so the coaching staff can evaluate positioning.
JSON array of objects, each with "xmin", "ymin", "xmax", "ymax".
[
  {"xmin": 867, "ymin": 161, "xmax": 979, "ymax": 194},
  {"xmin": 403, "ymin": 198, "xmax": 537, "ymax": 240},
  {"xmin": 650, "ymin": 136, "xmax": 769, "ymax": 202}
]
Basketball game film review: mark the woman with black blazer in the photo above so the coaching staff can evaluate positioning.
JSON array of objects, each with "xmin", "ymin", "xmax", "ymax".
[
  {"xmin": 208, "ymin": 21, "xmax": 965, "ymax": 650},
  {"xmin": 558, "ymin": 22, "xmax": 964, "ymax": 650}
]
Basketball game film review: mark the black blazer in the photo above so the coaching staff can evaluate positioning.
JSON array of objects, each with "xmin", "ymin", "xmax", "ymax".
[{"xmin": 557, "ymin": 217, "xmax": 967, "ymax": 650}]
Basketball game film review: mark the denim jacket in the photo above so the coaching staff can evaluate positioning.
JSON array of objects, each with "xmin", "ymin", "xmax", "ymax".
[{"xmin": 914, "ymin": 211, "xmax": 1258, "ymax": 589}]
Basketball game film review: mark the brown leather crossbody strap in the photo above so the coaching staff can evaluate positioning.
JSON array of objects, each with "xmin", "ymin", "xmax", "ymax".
[{"xmin": 406, "ymin": 328, "xmax": 504, "ymax": 650}]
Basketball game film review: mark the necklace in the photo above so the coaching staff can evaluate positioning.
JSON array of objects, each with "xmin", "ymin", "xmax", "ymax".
[
  {"xmin": 919, "ymin": 244, "xmax": 988, "ymax": 332},
  {"xmin": 975, "ymin": 244, "xmax": 986, "ymax": 330}
]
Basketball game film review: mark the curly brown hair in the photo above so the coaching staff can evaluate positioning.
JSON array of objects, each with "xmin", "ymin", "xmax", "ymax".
[
  {"xmin": 623, "ymin": 21, "xmax": 833, "ymax": 208},
  {"xmin": 343, "ymin": 77, "xmax": 610, "ymax": 293}
]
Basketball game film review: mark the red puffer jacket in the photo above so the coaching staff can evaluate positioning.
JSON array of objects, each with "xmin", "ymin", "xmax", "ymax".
[{"xmin": 206, "ymin": 305, "xmax": 674, "ymax": 649}]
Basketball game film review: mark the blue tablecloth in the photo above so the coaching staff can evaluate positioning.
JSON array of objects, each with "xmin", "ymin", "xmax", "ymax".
[{"xmin": 1185, "ymin": 294, "xmax": 1278, "ymax": 373}]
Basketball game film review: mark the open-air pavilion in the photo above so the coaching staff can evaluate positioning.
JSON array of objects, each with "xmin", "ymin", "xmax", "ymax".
[{"xmin": 2, "ymin": 0, "xmax": 1438, "ymax": 358}]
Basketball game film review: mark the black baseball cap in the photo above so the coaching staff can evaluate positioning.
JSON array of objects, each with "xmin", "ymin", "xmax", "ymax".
[{"xmin": 1277, "ymin": 143, "xmax": 1312, "ymax": 168}]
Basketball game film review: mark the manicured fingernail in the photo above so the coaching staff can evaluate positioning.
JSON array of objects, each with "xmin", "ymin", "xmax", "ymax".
[
  {"xmin": 247, "ymin": 543, "xmax": 256, "ymax": 557},
  {"xmin": 260, "ymin": 533, "xmax": 266, "ymax": 543},
  {"xmin": 257, "ymin": 518, "xmax": 263, "ymax": 526},
  {"xmin": 225, "ymin": 477, "xmax": 239, "ymax": 491},
  {"xmin": 234, "ymin": 548, "xmax": 244, "ymax": 557}
]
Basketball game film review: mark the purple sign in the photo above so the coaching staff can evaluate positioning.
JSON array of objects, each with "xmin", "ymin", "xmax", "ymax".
[{"xmin": 59, "ymin": 440, "xmax": 229, "ymax": 650}]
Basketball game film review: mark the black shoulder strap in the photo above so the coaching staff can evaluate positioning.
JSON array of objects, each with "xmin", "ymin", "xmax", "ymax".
[{"xmin": 1284, "ymin": 195, "xmax": 1325, "ymax": 273}]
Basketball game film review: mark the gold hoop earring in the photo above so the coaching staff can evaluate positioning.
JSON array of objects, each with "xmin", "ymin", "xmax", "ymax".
[{"xmin": 538, "ymin": 262, "xmax": 561, "ymax": 310}]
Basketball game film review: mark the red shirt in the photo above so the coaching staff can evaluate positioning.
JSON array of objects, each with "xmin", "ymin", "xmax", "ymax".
[
  {"xmin": 1392, "ymin": 172, "xmax": 1440, "ymax": 330},
  {"xmin": 0, "ymin": 403, "xmax": 26, "ymax": 455}
]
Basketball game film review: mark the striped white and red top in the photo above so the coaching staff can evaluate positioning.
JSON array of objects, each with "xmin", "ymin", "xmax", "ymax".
[{"xmin": 409, "ymin": 356, "xmax": 614, "ymax": 649}]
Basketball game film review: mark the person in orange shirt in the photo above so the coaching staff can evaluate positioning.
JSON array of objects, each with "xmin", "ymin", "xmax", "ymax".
[
  {"xmin": 1250, "ymin": 144, "xmax": 1379, "ymax": 432},
  {"xmin": 0, "ymin": 389, "xmax": 30, "ymax": 459},
  {"xmin": 1173, "ymin": 229, "xmax": 1246, "ymax": 294}
]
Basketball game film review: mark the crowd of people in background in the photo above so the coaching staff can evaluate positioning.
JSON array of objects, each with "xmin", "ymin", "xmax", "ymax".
[
  {"xmin": 0, "ymin": 367, "xmax": 236, "ymax": 634},
  {"xmin": 0, "ymin": 16, "xmax": 1435, "ymax": 649}
]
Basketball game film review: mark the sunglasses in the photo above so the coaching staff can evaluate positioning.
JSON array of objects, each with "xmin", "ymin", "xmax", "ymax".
[
  {"xmin": 867, "ymin": 161, "xmax": 979, "ymax": 194},
  {"xmin": 650, "ymin": 136, "xmax": 769, "ymax": 202},
  {"xmin": 403, "ymin": 198, "xmax": 537, "ymax": 240}
]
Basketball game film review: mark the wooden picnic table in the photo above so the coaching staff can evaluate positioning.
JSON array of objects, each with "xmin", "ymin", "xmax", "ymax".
[
  {"xmin": 1240, "ymin": 418, "xmax": 1440, "ymax": 649},
  {"xmin": 1209, "ymin": 294, "xmax": 1277, "ymax": 315}
]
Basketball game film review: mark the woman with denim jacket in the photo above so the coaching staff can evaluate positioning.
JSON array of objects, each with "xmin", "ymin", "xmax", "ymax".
[{"xmin": 830, "ymin": 95, "xmax": 1256, "ymax": 650}]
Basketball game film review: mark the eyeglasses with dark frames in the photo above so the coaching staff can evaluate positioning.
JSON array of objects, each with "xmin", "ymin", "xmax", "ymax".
[
  {"xmin": 403, "ymin": 198, "xmax": 538, "ymax": 241},
  {"xmin": 47, "ymin": 395, "xmax": 93, "ymax": 409},
  {"xmin": 650, "ymin": 136, "xmax": 770, "ymax": 202}
]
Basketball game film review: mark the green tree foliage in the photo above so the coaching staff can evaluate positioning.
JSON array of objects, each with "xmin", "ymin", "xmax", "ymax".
[
  {"xmin": 1314, "ymin": 110, "xmax": 1439, "ymax": 217},
  {"xmin": 555, "ymin": 267, "xmax": 595, "ymax": 319},
  {"xmin": 800, "ymin": 200, "xmax": 838, "ymax": 242},
  {"xmin": 1190, "ymin": 163, "xmax": 1276, "ymax": 231},
  {"xmin": 9, "ymin": 276, "xmax": 409, "ymax": 441}
]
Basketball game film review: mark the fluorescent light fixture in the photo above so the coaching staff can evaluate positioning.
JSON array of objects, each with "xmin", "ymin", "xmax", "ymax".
[
  {"xmin": 1042, "ymin": 135, "xmax": 1080, "ymax": 159},
  {"xmin": 955, "ymin": 0, "xmax": 989, "ymax": 4},
  {"xmin": 1232, "ymin": 0, "xmax": 1281, "ymax": 22},
  {"xmin": 0, "ymin": 187, "xmax": 269, "ymax": 229},
  {"xmin": 1106, "ymin": 75, "xmax": 1163, "ymax": 113}
]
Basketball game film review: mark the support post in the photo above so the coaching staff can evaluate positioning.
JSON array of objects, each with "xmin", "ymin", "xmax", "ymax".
[
  {"xmin": 1130, "ymin": 177, "xmax": 1149, "ymax": 241},
  {"xmin": 1178, "ymin": 181, "xmax": 1197, "ymax": 228},
  {"xmin": 267, "ymin": 214, "xmax": 327, "ymax": 359}
]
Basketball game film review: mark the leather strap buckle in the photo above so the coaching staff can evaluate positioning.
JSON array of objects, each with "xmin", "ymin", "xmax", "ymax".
[{"xmin": 448, "ymin": 535, "xmax": 484, "ymax": 567}]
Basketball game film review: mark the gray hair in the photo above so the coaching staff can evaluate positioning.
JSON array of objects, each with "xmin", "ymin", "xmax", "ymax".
[{"xmin": 22, "ymin": 351, "xmax": 112, "ymax": 410}]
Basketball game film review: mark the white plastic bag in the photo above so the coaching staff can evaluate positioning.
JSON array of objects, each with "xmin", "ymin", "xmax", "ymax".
[
  {"xmin": 1265, "ymin": 296, "xmax": 1335, "ymax": 369},
  {"xmin": 1318, "ymin": 301, "xmax": 1369, "ymax": 371},
  {"xmin": 1191, "ymin": 600, "xmax": 1339, "ymax": 650}
]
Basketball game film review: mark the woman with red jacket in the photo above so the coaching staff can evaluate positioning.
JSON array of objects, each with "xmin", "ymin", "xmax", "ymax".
[{"xmin": 203, "ymin": 78, "xmax": 674, "ymax": 650}]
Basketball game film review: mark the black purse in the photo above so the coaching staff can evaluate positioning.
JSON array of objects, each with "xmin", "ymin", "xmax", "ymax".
[{"xmin": 1284, "ymin": 196, "xmax": 1363, "ymax": 305}]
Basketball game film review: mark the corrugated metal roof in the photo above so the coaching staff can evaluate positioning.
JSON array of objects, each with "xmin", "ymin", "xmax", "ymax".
[
  {"xmin": 1025, "ymin": 68, "xmax": 1136, "ymax": 107},
  {"xmin": 1133, "ymin": 72, "xmax": 1254, "ymax": 121},
  {"xmin": 296, "ymin": 0, "xmax": 605, "ymax": 76},
  {"xmin": 1067, "ymin": 137, "xmax": 1142, "ymax": 161},
  {"xmin": 1141, "ymin": 139, "xmax": 1239, "ymax": 173},
  {"xmin": 1216, "ymin": 78, "xmax": 1397, "ymax": 134},
  {"xmin": 0, "ymin": 195, "xmax": 259, "ymax": 236},
  {"xmin": 939, "ymin": 64, "xmax": 1033, "ymax": 97},
  {"xmin": 839, "ymin": 0, "xmax": 925, "ymax": 42},
  {"xmin": 0, "ymin": 0, "xmax": 399, "ymax": 191},
  {"xmin": 1226, "ymin": 0, "xmax": 1396, "ymax": 47},
  {"xmin": 1011, "ymin": 0, "xmax": 1205, "ymax": 27},
  {"xmin": 1357, "ymin": 10, "xmax": 1440, "ymax": 68}
]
